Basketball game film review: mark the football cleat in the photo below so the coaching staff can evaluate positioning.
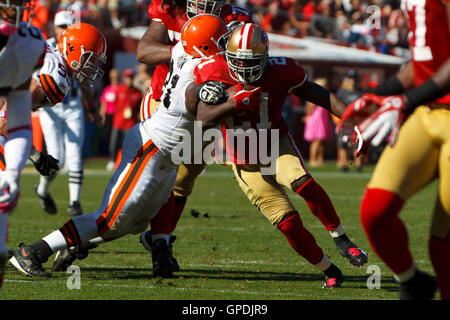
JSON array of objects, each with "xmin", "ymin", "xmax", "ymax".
[
  {"xmin": 9, "ymin": 243, "xmax": 51, "ymax": 277},
  {"xmin": 68, "ymin": 201, "xmax": 83, "ymax": 217},
  {"xmin": 140, "ymin": 230, "xmax": 181, "ymax": 273},
  {"xmin": 398, "ymin": 270, "xmax": 437, "ymax": 300},
  {"xmin": 334, "ymin": 234, "xmax": 368, "ymax": 267},
  {"xmin": 34, "ymin": 184, "xmax": 57, "ymax": 214},
  {"xmin": 52, "ymin": 243, "xmax": 97, "ymax": 271},
  {"xmin": 322, "ymin": 263, "xmax": 343, "ymax": 288},
  {"xmin": 151, "ymin": 238, "xmax": 180, "ymax": 278}
]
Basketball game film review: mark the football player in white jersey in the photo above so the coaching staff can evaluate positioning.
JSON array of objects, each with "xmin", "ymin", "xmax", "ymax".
[
  {"xmin": 0, "ymin": 0, "xmax": 46, "ymax": 294},
  {"xmin": 8, "ymin": 14, "xmax": 248, "ymax": 277},
  {"xmin": 33, "ymin": 12, "xmax": 103, "ymax": 217}
]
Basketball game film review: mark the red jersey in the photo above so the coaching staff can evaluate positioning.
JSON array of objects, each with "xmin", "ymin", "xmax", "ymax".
[
  {"xmin": 402, "ymin": 0, "xmax": 450, "ymax": 104},
  {"xmin": 194, "ymin": 54, "xmax": 307, "ymax": 164},
  {"xmin": 147, "ymin": 0, "xmax": 252, "ymax": 100},
  {"xmin": 113, "ymin": 84, "xmax": 142, "ymax": 130}
]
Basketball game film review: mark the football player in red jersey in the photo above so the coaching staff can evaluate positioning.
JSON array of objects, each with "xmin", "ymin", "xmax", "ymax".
[
  {"xmin": 134, "ymin": 0, "xmax": 253, "ymax": 277},
  {"xmin": 342, "ymin": 0, "xmax": 450, "ymax": 300},
  {"xmin": 190, "ymin": 23, "xmax": 369, "ymax": 288}
]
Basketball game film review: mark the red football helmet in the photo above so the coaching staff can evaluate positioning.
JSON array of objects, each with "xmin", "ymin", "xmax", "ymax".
[
  {"xmin": 186, "ymin": 0, "xmax": 226, "ymax": 19},
  {"xmin": 58, "ymin": 23, "xmax": 107, "ymax": 88},
  {"xmin": 181, "ymin": 14, "xmax": 227, "ymax": 58}
]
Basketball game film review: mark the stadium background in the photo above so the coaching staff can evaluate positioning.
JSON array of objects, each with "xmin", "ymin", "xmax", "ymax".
[{"xmin": 28, "ymin": 0, "xmax": 406, "ymax": 165}]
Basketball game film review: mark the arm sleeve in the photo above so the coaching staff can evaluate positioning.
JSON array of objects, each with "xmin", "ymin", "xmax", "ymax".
[{"xmin": 38, "ymin": 73, "xmax": 66, "ymax": 104}]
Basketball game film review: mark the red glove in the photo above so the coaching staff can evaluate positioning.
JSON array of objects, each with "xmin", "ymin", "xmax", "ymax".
[
  {"xmin": 338, "ymin": 93, "xmax": 383, "ymax": 132},
  {"xmin": 232, "ymin": 83, "xmax": 262, "ymax": 112},
  {"xmin": 353, "ymin": 95, "xmax": 406, "ymax": 157}
]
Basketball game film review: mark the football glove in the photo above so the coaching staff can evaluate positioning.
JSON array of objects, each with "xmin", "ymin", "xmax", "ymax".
[
  {"xmin": 354, "ymin": 95, "xmax": 406, "ymax": 156},
  {"xmin": 233, "ymin": 83, "xmax": 262, "ymax": 112},
  {"xmin": 196, "ymin": 81, "xmax": 228, "ymax": 105},
  {"xmin": 337, "ymin": 93, "xmax": 382, "ymax": 133},
  {"xmin": 29, "ymin": 148, "xmax": 60, "ymax": 176},
  {"xmin": 0, "ymin": 169, "xmax": 19, "ymax": 204}
]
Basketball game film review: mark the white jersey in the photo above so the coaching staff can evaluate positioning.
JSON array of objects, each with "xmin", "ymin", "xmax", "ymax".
[
  {"xmin": 144, "ymin": 42, "xmax": 201, "ymax": 158},
  {"xmin": 32, "ymin": 39, "xmax": 71, "ymax": 107},
  {"xmin": 0, "ymin": 24, "xmax": 45, "ymax": 91}
]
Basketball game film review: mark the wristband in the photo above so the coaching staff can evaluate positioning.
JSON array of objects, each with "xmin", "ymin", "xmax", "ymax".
[
  {"xmin": 403, "ymin": 78, "xmax": 445, "ymax": 114},
  {"xmin": 373, "ymin": 76, "xmax": 404, "ymax": 96},
  {"xmin": 0, "ymin": 110, "xmax": 6, "ymax": 119}
]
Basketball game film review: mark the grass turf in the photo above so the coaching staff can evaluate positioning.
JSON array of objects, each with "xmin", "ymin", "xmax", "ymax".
[{"xmin": 1, "ymin": 160, "xmax": 439, "ymax": 300}]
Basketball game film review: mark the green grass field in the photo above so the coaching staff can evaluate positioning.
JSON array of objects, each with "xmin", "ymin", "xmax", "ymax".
[{"xmin": 1, "ymin": 160, "xmax": 439, "ymax": 300}]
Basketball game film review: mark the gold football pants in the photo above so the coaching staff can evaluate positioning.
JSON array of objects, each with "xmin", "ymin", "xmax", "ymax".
[
  {"xmin": 368, "ymin": 106, "xmax": 450, "ymax": 239},
  {"xmin": 231, "ymin": 135, "xmax": 310, "ymax": 225}
]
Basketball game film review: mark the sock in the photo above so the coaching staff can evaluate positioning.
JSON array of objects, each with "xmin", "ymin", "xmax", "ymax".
[
  {"xmin": 88, "ymin": 237, "xmax": 106, "ymax": 246},
  {"xmin": 170, "ymin": 196, "xmax": 187, "ymax": 233},
  {"xmin": 277, "ymin": 212, "xmax": 324, "ymax": 265},
  {"xmin": 360, "ymin": 188, "xmax": 413, "ymax": 275},
  {"xmin": 393, "ymin": 264, "xmax": 417, "ymax": 283},
  {"xmin": 150, "ymin": 191, "xmax": 175, "ymax": 235},
  {"xmin": 42, "ymin": 230, "xmax": 68, "ymax": 253},
  {"xmin": 68, "ymin": 171, "xmax": 83, "ymax": 204},
  {"xmin": 152, "ymin": 233, "xmax": 171, "ymax": 245},
  {"xmin": 429, "ymin": 236, "xmax": 450, "ymax": 300},
  {"xmin": 296, "ymin": 178, "xmax": 341, "ymax": 231},
  {"xmin": 37, "ymin": 174, "xmax": 56, "ymax": 196},
  {"xmin": 314, "ymin": 254, "xmax": 332, "ymax": 271},
  {"xmin": 329, "ymin": 224, "xmax": 345, "ymax": 238},
  {"xmin": 30, "ymin": 239, "xmax": 54, "ymax": 263}
]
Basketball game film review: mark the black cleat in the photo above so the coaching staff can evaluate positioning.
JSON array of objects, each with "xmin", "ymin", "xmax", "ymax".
[
  {"xmin": 68, "ymin": 201, "xmax": 83, "ymax": 217},
  {"xmin": 34, "ymin": 185, "xmax": 57, "ymax": 214},
  {"xmin": 151, "ymin": 238, "xmax": 180, "ymax": 278},
  {"xmin": 399, "ymin": 270, "xmax": 437, "ymax": 300},
  {"xmin": 334, "ymin": 234, "xmax": 368, "ymax": 267},
  {"xmin": 140, "ymin": 231, "xmax": 180, "ymax": 274},
  {"xmin": 52, "ymin": 243, "xmax": 96, "ymax": 271},
  {"xmin": 323, "ymin": 264, "xmax": 343, "ymax": 288},
  {"xmin": 9, "ymin": 243, "xmax": 51, "ymax": 277}
]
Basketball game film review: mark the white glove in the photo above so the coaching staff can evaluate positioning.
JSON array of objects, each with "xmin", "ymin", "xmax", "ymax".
[
  {"xmin": 359, "ymin": 96, "xmax": 406, "ymax": 147},
  {"xmin": 0, "ymin": 169, "xmax": 19, "ymax": 203}
]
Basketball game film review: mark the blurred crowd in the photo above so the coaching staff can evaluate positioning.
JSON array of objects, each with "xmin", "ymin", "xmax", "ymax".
[
  {"xmin": 31, "ymin": 0, "xmax": 408, "ymax": 57},
  {"xmin": 246, "ymin": 0, "xmax": 409, "ymax": 58},
  {"xmin": 27, "ymin": 0, "xmax": 406, "ymax": 168}
]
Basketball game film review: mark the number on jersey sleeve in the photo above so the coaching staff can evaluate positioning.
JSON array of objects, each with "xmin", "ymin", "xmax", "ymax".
[{"xmin": 194, "ymin": 55, "xmax": 235, "ymax": 85}]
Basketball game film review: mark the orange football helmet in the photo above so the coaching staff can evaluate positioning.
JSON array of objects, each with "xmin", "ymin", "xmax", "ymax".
[
  {"xmin": 225, "ymin": 23, "xmax": 269, "ymax": 83},
  {"xmin": 58, "ymin": 23, "xmax": 107, "ymax": 88},
  {"xmin": 181, "ymin": 14, "xmax": 227, "ymax": 58}
]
